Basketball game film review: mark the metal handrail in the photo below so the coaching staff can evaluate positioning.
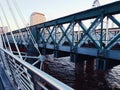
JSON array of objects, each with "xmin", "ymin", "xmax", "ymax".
[{"xmin": 0, "ymin": 47, "xmax": 74, "ymax": 90}]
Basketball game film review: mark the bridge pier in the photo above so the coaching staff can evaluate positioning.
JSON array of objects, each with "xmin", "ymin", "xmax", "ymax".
[
  {"xmin": 96, "ymin": 58, "xmax": 120, "ymax": 70},
  {"xmin": 75, "ymin": 60, "xmax": 85, "ymax": 89},
  {"xmin": 41, "ymin": 48, "xmax": 53, "ymax": 55},
  {"xmin": 86, "ymin": 59, "xmax": 96, "ymax": 73},
  {"xmin": 75, "ymin": 60, "xmax": 85, "ymax": 75},
  {"xmin": 70, "ymin": 53, "xmax": 95, "ymax": 73},
  {"xmin": 96, "ymin": 58, "xmax": 108, "ymax": 70},
  {"xmin": 70, "ymin": 53, "xmax": 94, "ymax": 62},
  {"xmin": 96, "ymin": 59, "xmax": 118, "ymax": 70},
  {"xmin": 54, "ymin": 51, "xmax": 70, "ymax": 58},
  {"xmin": 107, "ymin": 59, "xmax": 120, "ymax": 69},
  {"xmin": 74, "ymin": 55, "xmax": 95, "ymax": 89}
]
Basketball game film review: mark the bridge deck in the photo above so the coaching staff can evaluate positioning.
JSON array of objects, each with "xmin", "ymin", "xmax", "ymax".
[
  {"xmin": 0, "ymin": 65, "xmax": 16, "ymax": 90},
  {"xmin": 0, "ymin": 78, "xmax": 4, "ymax": 90}
]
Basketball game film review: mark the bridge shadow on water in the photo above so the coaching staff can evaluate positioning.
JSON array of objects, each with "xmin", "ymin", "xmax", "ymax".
[{"xmin": 43, "ymin": 55, "xmax": 120, "ymax": 90}]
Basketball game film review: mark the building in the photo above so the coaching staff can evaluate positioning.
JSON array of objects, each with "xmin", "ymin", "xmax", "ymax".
[
  {"xmin": 30, "ymin": 12, "xmax": 46, "ymax": 26},
  {"xmin": 0, "ymin": 27, "xmax": 8, "ymax": 34}
]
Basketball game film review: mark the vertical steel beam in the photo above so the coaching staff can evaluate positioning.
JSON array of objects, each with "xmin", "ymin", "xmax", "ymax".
[
  {"xmin": 100, "ymin": 14, "xmax": 104, "ymax": 49},
  {"xmin": 105, "ymin": 16, "xmax": 109, "ymax": 46}
]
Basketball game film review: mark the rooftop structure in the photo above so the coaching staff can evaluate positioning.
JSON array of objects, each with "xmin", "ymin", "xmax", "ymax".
[{"xmin": 30, "ymin": 12, "xmax": 46, "ymax": 26}]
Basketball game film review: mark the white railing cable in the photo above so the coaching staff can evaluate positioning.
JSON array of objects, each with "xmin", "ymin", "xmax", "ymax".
[
  {"xmin": 0, "ymin": 2, "xmax": 35, "ymax": 89},
  {"xmin": 0, "ymin": 34, "xmax": 7, "ymax": 49},
  {"xmin": 0, "ymin": 47, "xmax": 74, "ymax": 90},
  {"xmin": 0, "ymin": 6, "xmax": 15, "ymax": 79},
  {"xmin": 10, "ymin": 0, "xmax": 42, "ymax": 70},
  {"xmin": 37, "ymin": 81, "xmax": 49, "ymax": 90},
  {"xmin": 0, "ymin": 16, "xmax": 12, "ymax": 53},
  {"xmin": 0, "ymin": 1, "xmax": 23, "ymax": 60},
  {"xmin": 5, "ymin": 0, "xmax": 27, "ymax": 48},
  {"xmin": 7, "ymin": 53, "xmax": 34, "ymax": 90},
  {"xmin": 0, "ymin": 25, "xmax": 7, "ymax": 50},
  {"xmin": 12, "ymin": 0, "xmax": 41, "ymax": 55}
]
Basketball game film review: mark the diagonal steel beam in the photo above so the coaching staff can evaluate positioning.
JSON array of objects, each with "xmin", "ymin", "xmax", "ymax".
[
  {"xmin": 78, "ymin": 21, "xmax": 100, "ymax": 48},
  {"xmin": 108, "ymin": 15, "xmax": 120, "ymax": 27},
  {"xmin": 39, "ymin": 28, "xmax": 45, "ymax": 43},
  {"xmin": 58, "ymin": 22, "xmax": 73, "ymax": 45},
  {"xmin": 105, "ymin": 15, "xmax": 120, "ymax": 49},
  {"xmin": 105, "ymin": 33, "xmax": 120, "ymax": 49},
  {"xmin": 76, "ymin": 16, "xmax": 101, "ymax": 48},
  {"xmin": 46, "ymin": 26, "xmax": 56, "ymax": 43}
]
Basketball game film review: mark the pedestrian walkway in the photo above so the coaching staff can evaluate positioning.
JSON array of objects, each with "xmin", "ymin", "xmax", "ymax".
[
  {"xmin": 0, "ymin": 65, "xmax": 16, "ymax": 90},
  {"xmin": 0, "ymin": 77, "xmax": 4, "ymax": 90}
]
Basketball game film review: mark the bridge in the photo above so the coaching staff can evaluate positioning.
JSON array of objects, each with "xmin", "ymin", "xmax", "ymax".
[{"xmin": 0, "ymin": 1, "xmax": 120, "ymax": 90}]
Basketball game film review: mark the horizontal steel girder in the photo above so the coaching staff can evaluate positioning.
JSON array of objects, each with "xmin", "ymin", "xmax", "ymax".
[
  {"xmin": 5, "ymin": 1, "xmax": 120, "ymax": 61},
  {"xmin": 38, "ymin": 43, "xmax": 120, "ymax": 60}
]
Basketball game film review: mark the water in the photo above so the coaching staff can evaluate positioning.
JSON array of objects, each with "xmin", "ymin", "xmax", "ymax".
[
  {"xmin": 43, "ymin": 55, "xmax": 116, "ymax": 90},
  {"xmin": 106, "ymin": 65, "xmax": 120, "ymax": 90}
]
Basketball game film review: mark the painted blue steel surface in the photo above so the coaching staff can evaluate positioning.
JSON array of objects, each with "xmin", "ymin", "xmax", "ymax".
[{"xmin": 5, "ymin": 1, "xmax": 120, "ymax": 60}]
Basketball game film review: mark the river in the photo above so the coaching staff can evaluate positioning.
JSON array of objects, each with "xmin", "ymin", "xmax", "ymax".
[{"xmin": 43, "ymin": 54, "xmax": 119, "ymax": 90}]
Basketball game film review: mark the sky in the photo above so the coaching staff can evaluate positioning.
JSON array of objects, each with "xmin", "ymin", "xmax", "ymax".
[
  {"xmin": 0, "ymin": 0, "xmax": 119, "ymax": 30},
  {"xmin": 16, "ymin": 0, "xmax": 118, "ymax": 21}
]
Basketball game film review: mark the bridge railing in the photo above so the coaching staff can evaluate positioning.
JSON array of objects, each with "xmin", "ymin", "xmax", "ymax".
[{"xmin": 0, "ymin": 47, "xmax": 74, "ymax": 90}]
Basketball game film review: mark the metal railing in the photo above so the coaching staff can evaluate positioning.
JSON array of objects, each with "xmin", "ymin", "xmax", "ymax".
[{"xmin": 0, "ymin": 47, "xmax": 74, "ymax": 90}]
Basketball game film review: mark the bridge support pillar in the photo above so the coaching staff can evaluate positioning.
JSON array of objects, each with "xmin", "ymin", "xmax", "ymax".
[
  {"xmin": 86, "ymin": 59, "xmax": 96, "ymax": 73},
  {"xmin": 96, "ymin": 58, "xmax": 108, "ymax": 70},
  {"xmin": 75, "ymin": 60, "xmax": 85, "ymax": 74},
  {"xmin": 75, "ymin": 60, "xmax": 85, "ymax": 89},
  {"xmin": 105, "ymin": 59, "xmax": 120, "ymax": 69},
  {"xmin": 54, "ymin": 51, "xmax": 70, "ymax": 58},
  {"xmin": 70, "ymin": 53, "xmax": 79, "ymax": 62},
  {"xmin": 41, "ymin": 48, "xmax": 53, "ymax": 55},
  {"xmin": 70, "ymin": 53, "xmax": 92, "ymax": 62},
  {"xmin": 74, "ymin": 56, "xmax": 95, "ymax": 89}
]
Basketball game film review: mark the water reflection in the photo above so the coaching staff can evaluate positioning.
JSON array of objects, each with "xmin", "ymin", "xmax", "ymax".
[{"xmin": 44, "ymin": 55, "xmax": 113, "ymax": 90}]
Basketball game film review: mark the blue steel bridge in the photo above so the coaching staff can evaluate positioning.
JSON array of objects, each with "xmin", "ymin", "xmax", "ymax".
[{"xmin": 0, "ymin": 1, "xmax": 120, "ymax": 90}]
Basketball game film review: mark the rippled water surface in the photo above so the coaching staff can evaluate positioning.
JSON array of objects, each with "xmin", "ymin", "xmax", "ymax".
[{"xmin": 43, "ymin": 55, "xmax": 116, "ymax": 90}]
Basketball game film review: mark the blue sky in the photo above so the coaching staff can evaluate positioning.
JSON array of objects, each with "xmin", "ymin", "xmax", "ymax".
[
  {"xmin": 0, "ymin": 0, "xmax": 118, "ymax": 30},
  {"xmin": 17, "ymin": 0, "xmax": 118, "ymax": 21},
  {"xmin": 15, "ymin": 0, "xmax": 93, "ymax": 21}
]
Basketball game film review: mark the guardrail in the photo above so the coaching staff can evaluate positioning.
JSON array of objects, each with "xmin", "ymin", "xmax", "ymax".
[{"xmin": 0, "ymin": 47, "xmax": 74, "ymax": 90}]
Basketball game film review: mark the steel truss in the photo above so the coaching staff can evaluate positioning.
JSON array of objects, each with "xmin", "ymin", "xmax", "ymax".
[{"xmin": 5, "ymin": 1, "xmax": 120, "ymax": 60}]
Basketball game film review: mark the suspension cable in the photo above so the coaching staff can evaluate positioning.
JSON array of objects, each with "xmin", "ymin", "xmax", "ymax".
[
  {"xmin": 0, "ymin": 17, "xmax": 8, "ymax": 50},
  {"xmin": 5, "ymin": 0, "xmax": 27, "ymax": 48},
  {"xmin": 0, "ymin": 3, "xmax": 36, "ymax": 86},
  {"xmin": 1, "ymin": 0, "xmax": 43, "ymax": 70},
  {"xmin": 0, "ymin": 29, "xmax": 7, "ymax": 49},
  {"xmin": 12, "ymin": 0, "xmax": 41, "ymax": 55},
  {"xmin": 0, "ymin": 1, "xmax": 23, "ymax": 60},
  {"xmin": 0, "ymin": 33, "xmax": 7, "ymax": 49},
  {"xmin": 12, "ymin": 0, "xmax": 45, "ymax": 70},
  {"xmin": 0, "ymin": 8, "xmax": 13, "ymax": 53}
]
